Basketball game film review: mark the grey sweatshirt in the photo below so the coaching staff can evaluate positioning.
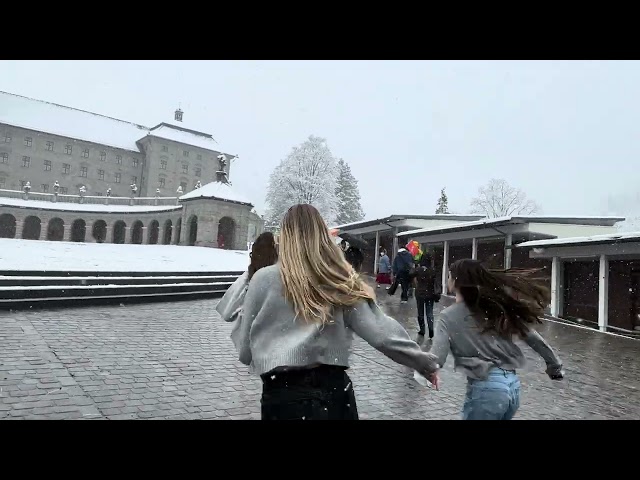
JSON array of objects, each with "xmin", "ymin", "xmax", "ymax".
[
  {"xmin": 215, "ymin": 272, "xmax": 249, "ymax": 351},
  {"xmin": 229, "ymin": 264, "xmax": 439, "ymax": 376},
  {"xmin": 430, "ymin": 301, "xmax": 563, "ymax": 380}
]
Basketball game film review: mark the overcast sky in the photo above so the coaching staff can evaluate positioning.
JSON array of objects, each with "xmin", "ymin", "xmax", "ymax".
[{"xmin": 1, "ymin": 60, "xmax": 639, "ymax": 220}]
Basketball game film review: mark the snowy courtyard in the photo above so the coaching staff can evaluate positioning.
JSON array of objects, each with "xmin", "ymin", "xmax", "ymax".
[{"xmin": 0, "ymin": 238, "xmax": 249, "ymax": 272}]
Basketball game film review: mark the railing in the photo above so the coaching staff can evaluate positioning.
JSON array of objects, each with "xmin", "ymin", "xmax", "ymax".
[{"xmin": 0, "ymin": 189, "xmax": 179, "ymax": 206}]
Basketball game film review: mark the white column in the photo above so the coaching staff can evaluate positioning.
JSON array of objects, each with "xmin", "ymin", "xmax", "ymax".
[
  {"xmin": 442, "ymin": 240, "xmax": 449, "ymax": 295},
  {"xmin": 550, "ymin": 256, "xmax": 563, "ymax": 317},
  {"xmin": 598, "ymin": 254, "xmax": 609, "ymax": 332},
  {"xmin": 471, "ymin": 237, "xmax": 478, "ymax": 260},
  {"xmin": 504, "ymin": 233, "xmax": 513, "ymax": 270},
  {"xmin": 141, "ymin": 227, "xmax": 149, "ymax": 245},
  {"xmin": 171, "ymin": 222, "xmax": 180, "ymax": 245},
  {"xmin": 391, "ymin": 228, "xmax": 399, "ymax": 263},
  {"xmin": 374, "ymin": 230, "xmax": 380, "ymax": 274},
  {"xmin": 124, "ymin": 227, "xmax": 131, "ymax": 244}
]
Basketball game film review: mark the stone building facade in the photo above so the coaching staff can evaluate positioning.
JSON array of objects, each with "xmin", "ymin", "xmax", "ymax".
[{"xmin": 0, "ymin": 91, "xmax": 234, "ymax": 198}]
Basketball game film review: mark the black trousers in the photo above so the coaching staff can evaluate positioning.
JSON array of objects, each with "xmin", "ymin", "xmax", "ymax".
[
  {"xmin": 260, "ymin": 365, "xmax": 358, "ymax": 420},
  {"xmin": 416, "ymin": 295, "xmax": 435, "ymax": 336},
  {"xmin": 388, "ymin": 272, "xmax": 410, "ymax": 301}
]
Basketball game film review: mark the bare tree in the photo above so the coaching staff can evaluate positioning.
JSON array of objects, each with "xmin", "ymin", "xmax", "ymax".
[{"xmin": 470, "ymin": 178, "xmax": 540, "ymax": 218}]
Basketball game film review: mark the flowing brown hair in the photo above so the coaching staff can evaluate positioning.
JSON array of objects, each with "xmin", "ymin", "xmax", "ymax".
[
  {"xmin": 279, "ymin": 204, "xmax": 375, "ymax": 324},
  {"xmin": 248, "ymin": 232, "xmax": 278, "ymax": 281},
  {"xmin": 448, "ymin": 259, "xmax": 549, "ymax": 338}
]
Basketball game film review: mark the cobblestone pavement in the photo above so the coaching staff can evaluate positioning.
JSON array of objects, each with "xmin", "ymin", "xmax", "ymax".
[{"xmin": 1, "ymin": 291, "xmax": 640, "ymax": 420}]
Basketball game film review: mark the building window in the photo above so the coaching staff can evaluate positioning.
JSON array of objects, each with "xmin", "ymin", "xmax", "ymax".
[
  {"xmin": 195, "ymin": 167, "xmax": 201, "ymax": 177},
  {"xmin": 162, "ymin": 145, "xmax": 168, "ymax": 152},
  {"xmin": 44, "ymin": 160, "xmax": 52, "ymax": 171},
  {"xmin": 182, "ymin": 164, "xmax": 188, "ymax": 174},
  {"xmin": 80, "ymin": 167, "xmax": 88, "ymax": 178},
  {"xmin": 180, "ymin": 181, "xmax": 187, "ymax": 192},
  {"xmin": 183, "ymin": 150, "xmax": 189, "ymax": 157},
  {"xmin": 24, "ymin": 136, "xmax": 33, "ymax": 147},
  {"xmin": 42, "ymin": 184, "xmax": 49, "ymax": 193},
  {"xmin": 0, "ymin": 178, "xmax": 5, "ymax": 189},
  {"xmin": 65, "ymin": 144, "xmax": 72, "ymax": 155},
  {"xmin": 132, "ymin": 158, "xmax": 139, "ymax": 168},
  {"xmin": 116, "ymin": 155, "xmax": 122, "ymax": 164},
  {"xmin": 160, "ymin": 160, "xmax": 167, "ymax": 170},
  {"xmin": 46, "ymin": 141, "xmax": 54, "ymax": 151},
  {"xmin": 98, "ymin": 169, "xmax": 105, "ymax": 181},
  {"xmin": 159, "ymin": 177, "xmax": 166, "ymax": 188},
  {"xmin": 115, "ymin": 173, "xmax": 121, "ymax": 183},
  {"xmin": 60, "ymin": 187, "xmax": 68, "ymax": 195},
  {"xmin": 2, "ymin": 133, "xmax": 10, "ymax": 143},
  {"xmin": 62, "ymin": 163, "xmax": 70, "ymax": 174},
  {"xmin": 0, "ymin": 153, "xmax": 7, "ymax": 164},
  {"xmin": 131, "ymin": 176, "xmax": 137, "ymax": 185},
  {"xmin": 100, "ymin": 151, "xmax": 106, "ymax": 161},
  {"xmin": 82, "ymin": 148, "xmax": 89, "ymax": 158},
  {"xmin": 197, "ymin": 154, "xmax": 202, "ymax": 161},
  {"xmin": 22, "ymin": 156, "xmax": 31, "ymax": 168}
]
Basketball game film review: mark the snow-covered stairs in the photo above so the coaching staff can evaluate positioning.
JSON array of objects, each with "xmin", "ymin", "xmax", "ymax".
[{"xmin": 0, "ymin": 270, "xmax": 243, "ymax": 309}]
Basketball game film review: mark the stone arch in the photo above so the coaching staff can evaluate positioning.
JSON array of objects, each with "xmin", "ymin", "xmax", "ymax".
[
  {"xmin": 47, "ymin": 218, "xmax": 64, "ymax": 241},
  {"xmin": 187, "ymin": 215, "xmax": 198, "ymax": 246},
  {"xmin": 0, "ymin": 213, "xmax": 16, "ymax": 239},
  {"xmin": 113, "ymin": 221, "xmax": 126, "ymax": 244},
  {"xmin": 22, "ymin": 216, "xmax": 42, "ymax": 240},
  {"xmin": 131, "ymin": 220, "xmax": 143, "ymax": 245},
  {"xmin": 174, "ymin": 218, "xmax": 182, "ymax": 245},
  {"xmin": 148, "ymin": 220, "xmax": 160, "ymax": 245},
  {"xmin": 92, "ymin": 220, "xmax": 107, "ymax": 243},
  {"xmin": 71, "ymin": 219, "xmax": 87, "ymax": 242},
  {"xmin": 163, "ymin": 219, "xmax": 172, "ymax": 245},
  {"xmin": 217, "ymin": 216, "xmax": 236, "ymax": 250}
]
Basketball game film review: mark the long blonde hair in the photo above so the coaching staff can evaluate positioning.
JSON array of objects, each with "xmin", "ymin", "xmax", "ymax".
[{"xmin": 279, "ymin": 204, "xmax": 375, "ymax": 324}]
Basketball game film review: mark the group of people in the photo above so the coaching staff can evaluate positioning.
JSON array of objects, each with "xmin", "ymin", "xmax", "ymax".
[{"xmin": 217, "ymin": 204, "xmax": 564, "ymax": 421}]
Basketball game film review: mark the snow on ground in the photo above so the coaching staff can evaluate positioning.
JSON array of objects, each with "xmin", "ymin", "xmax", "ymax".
[
  {"xmin": 179, "ymin": 181, "xmax": 252, "ymax": 206},
  {"xmin": 0, "ymin": 197, "xmax": 181, "ymax": 213},
  {"xmin": 0, "ymin": 238, "xmax": 249, "ymax": 272}
]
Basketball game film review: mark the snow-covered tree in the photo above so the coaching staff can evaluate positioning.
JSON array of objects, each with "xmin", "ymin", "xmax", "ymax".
[
  {"xmin": 435, "ymin": 187, "xmax": 450, "ymax": 214},
  {"xmin": 470, "ymin": 178, "xmax": 540, "ymax": 218},
  {"xmin": 335, "ymin": 158, "xmax": 365, "ymax": 225},
  {"xmin": 265, "ymin": 135, "xmax": 338, "ymax": 226}
]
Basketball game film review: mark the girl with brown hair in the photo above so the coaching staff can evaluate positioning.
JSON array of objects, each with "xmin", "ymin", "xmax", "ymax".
[{"xmin": 236, "ymin": 204, "xmax": 439, "ymax": 420}]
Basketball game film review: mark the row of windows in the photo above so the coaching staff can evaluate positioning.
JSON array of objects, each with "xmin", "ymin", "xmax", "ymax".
[{"xmin": 1, "ymin": 134, "xmax": 139, "ymax": 165}]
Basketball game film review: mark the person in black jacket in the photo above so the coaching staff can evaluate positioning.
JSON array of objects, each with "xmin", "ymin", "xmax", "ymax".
[
  {"xmin": 410, "ymin": 253, "xmax": 439, "ymax": 337},
  {"xmin": 389, "ymin": 247, "xmax": 415, "ymax": 303}
]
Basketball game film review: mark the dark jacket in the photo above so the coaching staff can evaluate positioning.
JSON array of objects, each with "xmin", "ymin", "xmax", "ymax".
[
  {"xmin": 411, "ymin": 266, "xmax": 438, "ymax": 299},
  {"xmin": 345, "ymin": 247, "xmax": 364, "ymax": 270},
  {"xmin": 392, "ymin": 249, "xmax": 414, "ymax": 275}
]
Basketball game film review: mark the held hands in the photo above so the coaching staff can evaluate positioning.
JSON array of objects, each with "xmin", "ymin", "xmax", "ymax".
[{"xmin": 428, "ymin": 371, "xmax": 440, "ymax": 391}]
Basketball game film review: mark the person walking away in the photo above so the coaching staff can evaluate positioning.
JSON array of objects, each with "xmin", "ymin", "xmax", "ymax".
[
  {"xmin": 376, "ymin": 249, "xmax": 392, "ymax": 288},
  {"xmin": 389, "ymin": 247, "xmax": 414, "ymax": 303},
  {"xmin": 216, "ymin": 232, "xmax": 278, "ymax": 349},
  {"xmin": 237, "ymin": 204, "xmax": 440, "ymax": 420},
  {"xmin": 430, "ymin": 259, "xmax": 564, "ymax": 420},
  {"xmin": 410, "ymin": 254, "xmax": 439, "ymax": 337}
]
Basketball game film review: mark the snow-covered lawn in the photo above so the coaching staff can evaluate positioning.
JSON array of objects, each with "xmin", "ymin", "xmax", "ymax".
[{"xmin": 0, "ymin": 238, "xmax": 249, "ymax": 272}]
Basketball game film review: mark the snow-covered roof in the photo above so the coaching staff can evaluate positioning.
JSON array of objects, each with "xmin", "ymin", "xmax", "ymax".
[
  {"xmin": 332, "ymin": 214, "xmax": 485, "ymax": 231},
  {"xmin": 0, "ymin": 238, "xmax": 249, "ymax": 273},
  {"xmin": 0, "ymin": 197, "xmax": 181, "ymax": 214},
  {"xmin": 0, "ymin": 91, "xmax": 148, "ymax": 152},
  {"xmin": 179, "ymin": 181, "xmax": 252, "ymax": 206},
  {"xmin": 398, "ymin": 215, "xmax": 626, "ymax": 238},
  {"xmin": 146, "ymin": 123, "xmax": 222, "ymax": 152},
  {"xmin": 517, "ymin": 231, "xmax": 640, "ymax": 249}
]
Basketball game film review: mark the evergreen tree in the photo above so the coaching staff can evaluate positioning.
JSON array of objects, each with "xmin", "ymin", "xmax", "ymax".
[
  {"xmin": 435, "ymin": 187, "xmax": 450, "ymax": 214},
  {"xmin": 335, "ymin": 158, "xmax": 365, "ymax": 225}
]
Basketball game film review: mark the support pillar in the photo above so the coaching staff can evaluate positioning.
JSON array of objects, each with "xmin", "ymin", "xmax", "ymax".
[
  {"xmin": 63, "ymin": 225, "xmax": 72, "ymax": 242},
  {"xmin": 141, "ymin": 227, "xmax": 149, "ymax": 245},
  {"xmin": 550, "ymin": 256, "xmax": 563, "ymax": 317},
  {"xmin": 171, "ymin": 222, "xmax": 180, "ymax": 245},
  {"xmin": 504, "ymin": 233, "xmax": 513, "ymax": 270},
  {"xmin": 442, "ymin": 240, "xmax": 449, "ymax": 295},
  {"xmin": 104, "ymin": 227, "xmax": 112, "ymax": 244},
  {"xmin": 14, "ymin": 221, "xmax": 24, "ymax": 239},
  {"xmin": 124, "ymin": 227, "xmax": 131, "ymax": 244},
  {"xmin": 598, "ymin": 254, "xmax": 609, "ymax": 332},
  {"xmin": 391, "ymin": 228, "xmax": 399, "ymax": 263},
  {"xmin": 374, "ymin": 230, "xmax": 380, "ymax": 274},
  {"xmin": 471, "ymin": 237, "xmax": 478, "ymax": 260}
]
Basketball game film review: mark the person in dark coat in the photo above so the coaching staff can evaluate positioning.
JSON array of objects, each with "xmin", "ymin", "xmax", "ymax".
[
  {"xmin": 410, "ymin": 253, "xmax": 439, "ymax": 337},
  {"xmin": 389, "ymin": 247, "xmax": 414, "ymax": 302},
  {"xmin": 341, "ymin": 240, "xmax": 364, "ymax": 272}
]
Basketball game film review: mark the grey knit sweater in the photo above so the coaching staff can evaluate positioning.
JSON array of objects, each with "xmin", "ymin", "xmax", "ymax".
[{"xmin": 220, "ymin": 264, "xmax": 439, "ymax": 377}]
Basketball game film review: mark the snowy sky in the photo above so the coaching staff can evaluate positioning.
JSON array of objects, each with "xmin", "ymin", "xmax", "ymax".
[{"xmin": 1, "ymin": 60, "xmax": 639, "ymax": 220}]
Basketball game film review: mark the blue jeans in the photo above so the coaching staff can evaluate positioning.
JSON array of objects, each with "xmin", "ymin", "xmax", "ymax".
[{"xmin": 462, "ymin": 368, "xmax": 521, "ymax": 420}]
